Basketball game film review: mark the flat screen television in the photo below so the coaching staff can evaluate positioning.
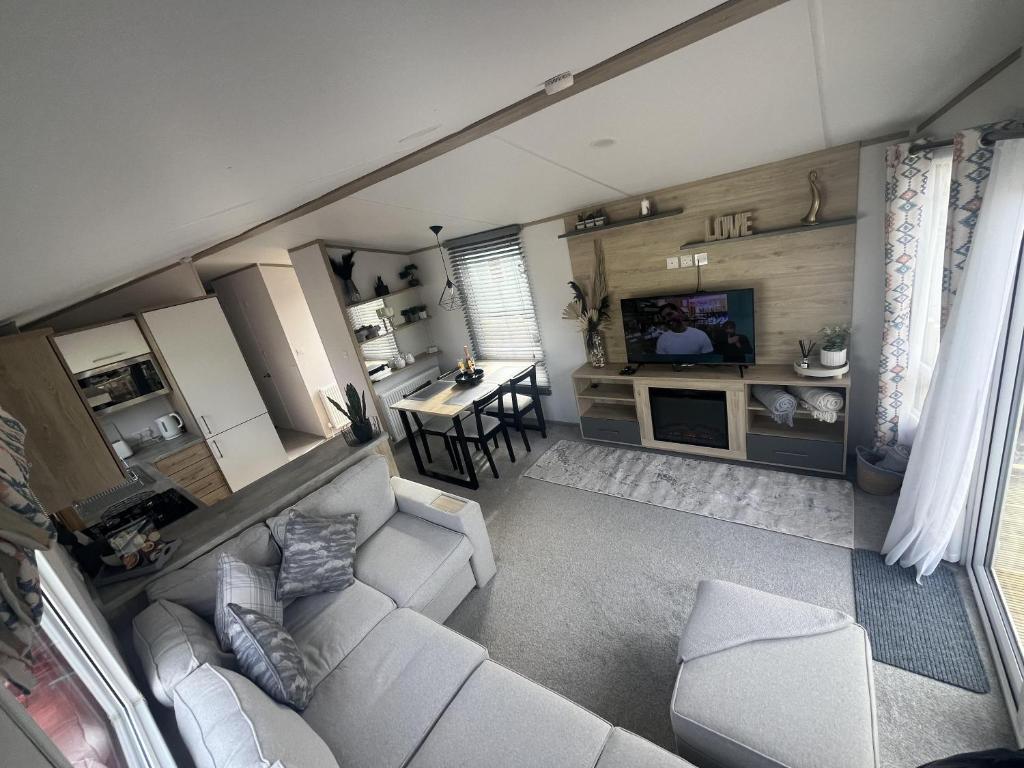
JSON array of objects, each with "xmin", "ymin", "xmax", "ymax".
[{"xmin": 621, "ymin": 289, "xmax": 755, "ymax": 365}]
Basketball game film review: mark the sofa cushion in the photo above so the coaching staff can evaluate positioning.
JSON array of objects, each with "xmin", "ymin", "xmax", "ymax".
[
  {"xmin": 146, "ymin": 524, "xmax": 281, "ymax": 620},
  {"xmin": 277, "ymin": 513, "xmax": 357, "ymax": 600},
  {"xmin": 228, "ymin": 605, "xmax": 310, "ymax": 710},
  {"xmin": 671, "ymin": 624, "xmax": 879, "ymax": 768},
  {"xmin": 284, "ymin": 579, "xmax": 395, "ymax": 689},
  {"xmin": 407, "ymin": 660, "xmax": 611, "ymax": 768},
  {"xmin": 132, "ymin": 599, "xmax": 234, "ymax": 708},
  {"xmin": 173, "ymin": 664, "xmax": 339, "ymax": 768},
  {"xmin": 301, "ymin": 608, "xmax": 487, "ymax": 768},
  {"xmin": 269, "ymin": 454, "xmax": 396, "ymax": 547},
  {"xmin": 214, "ymin": 554, "xmax": 282, "ymax": 649},
  {"xmin": 596, "ymin": 728, "xmax": 694, "ymax": 768},
  {"xmin": 355, "ymin": 512, "xmax": 472, "ymax": 609}
]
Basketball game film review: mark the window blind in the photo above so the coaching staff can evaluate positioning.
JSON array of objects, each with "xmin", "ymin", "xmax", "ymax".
[{"xmin": 445, "ymin": 225, "xmax": 548, "ymax": 387}]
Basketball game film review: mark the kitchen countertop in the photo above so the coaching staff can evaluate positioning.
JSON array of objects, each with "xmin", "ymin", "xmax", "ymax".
[
  {"xmin": 94, "ymin": 433, "xmax": 391, "ymax": 616},
  {"xmin": 125, "ymin": 433, "xmax": 204, "ymax": 465}
]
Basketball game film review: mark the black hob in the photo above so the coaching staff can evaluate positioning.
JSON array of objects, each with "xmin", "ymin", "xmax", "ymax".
[{"xmin": 85, "ymin": 487, "xmax": 196, "ymax": 540}]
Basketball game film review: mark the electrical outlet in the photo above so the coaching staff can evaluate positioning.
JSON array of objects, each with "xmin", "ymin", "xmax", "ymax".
[
  {"xmin": 694, "ymin": 252, "xmax": 709, "ymax": 266},
  {"xmin": 666, "ymin": 256, "xmax": 680, "ymax": 270},
  {"xmin": 679, "ymin": 254, "xmax": 695, "ymax": 268}
]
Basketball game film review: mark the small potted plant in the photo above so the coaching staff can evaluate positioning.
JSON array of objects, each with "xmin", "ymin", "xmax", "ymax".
[
  {"xmin": 399, "ymin": 307, "xmax": 415, "ymax": 325},
  {"xmin": 818, "ymin": 325, "xmax": 850, "ymax": 367},
  {"xmin": 398, "ymin": 264, "xmax": 420, "ymax": 287},
  {"xmin": 328, "ymin": 383, "xmax": 378, "ymax": 444},
  {"xmin": 415, "ymin": 305, "xmax": 429, "ymax": 321}
]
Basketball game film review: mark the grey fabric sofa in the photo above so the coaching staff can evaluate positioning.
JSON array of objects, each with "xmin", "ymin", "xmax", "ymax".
[{"xmin": 132, "ymin": 454, "xmax": 690, "ymax": 768}]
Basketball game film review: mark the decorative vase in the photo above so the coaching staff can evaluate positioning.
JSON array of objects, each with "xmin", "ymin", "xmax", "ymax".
[
  {"xmin": 587, "ymin": 332, "xmax": 607, "ymax": 368},
  {"xmin": 820, "ymin": 347, "xmax": 847, "ymax": 367},
  {"xmin": 343, "ymin": 279, "xmax": 362, "ymax": 304},
  {"xmin": 374, "ymin": 276, "xmax": 389, "ymax": 296}
]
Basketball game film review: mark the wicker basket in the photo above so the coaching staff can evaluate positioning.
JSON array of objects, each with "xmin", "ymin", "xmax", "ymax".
[{"xmin": 855, "ymin": 446, "xmax": 904, "ymax": 495}]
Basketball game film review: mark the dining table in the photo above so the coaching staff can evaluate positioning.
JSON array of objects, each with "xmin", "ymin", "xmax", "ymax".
[{"xmin": 389, "ymin": 360, "xmax": 533, "ymax": 490}]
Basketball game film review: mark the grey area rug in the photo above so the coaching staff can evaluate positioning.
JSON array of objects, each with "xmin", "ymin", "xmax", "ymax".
[
  {"xmin": 852, "ymin": 549, "xmax": 989, "ymax": 693},
  {"xmin": 524, "ymin": 439, "xmax": 854, "ymax": 547}
]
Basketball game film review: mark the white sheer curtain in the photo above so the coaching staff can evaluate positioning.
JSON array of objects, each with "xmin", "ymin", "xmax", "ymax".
[
  {"xmin": 898, "ymin": 151, "xmax": 952, "ymax": 445},
  {"xmin": 883, "ymin": 139, "xmax": 1024, "ymax": 578}
]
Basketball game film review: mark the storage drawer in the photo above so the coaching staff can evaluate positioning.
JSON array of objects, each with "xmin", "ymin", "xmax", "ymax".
[
  {"xmin": 168, "ymin": 455, "xmax": 219, "ymax": 487},
  {"xmin": 199, "ymin": 483, "xmax": 231, "ymax": 506},
  {"xmin": 580, "ymin": 416, "xmax": 641, "ymax": 445},
  {"xmin": 186, "ymin": 470, "xmax": 229, "ymax": 498},
  {"xmin": 746, "ymin": 433, "xmax": 844, "ymax": 473},
  {"xmin": 154, "ymin": 441, "xmax": 212, "ymax": 475}
]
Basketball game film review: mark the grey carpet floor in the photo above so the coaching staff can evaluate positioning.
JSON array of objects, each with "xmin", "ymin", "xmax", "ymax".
[{"xmin": 395, "ymin": 423, "xmax": 1016, "ymax": 768}]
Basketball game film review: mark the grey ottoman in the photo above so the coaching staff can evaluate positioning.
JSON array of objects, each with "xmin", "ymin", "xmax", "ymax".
[{"xmin": 671, "ymin": 581, "xmax": 879, "ymax": 768}]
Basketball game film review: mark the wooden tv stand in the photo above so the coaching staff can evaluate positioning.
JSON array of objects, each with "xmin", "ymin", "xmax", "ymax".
[{"xmin": 571, "ymin": 363, "xmax": 851, "ymax": 475}]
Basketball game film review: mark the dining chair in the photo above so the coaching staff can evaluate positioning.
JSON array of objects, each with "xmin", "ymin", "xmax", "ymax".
[
  {"xmin": 403, "ymin": 379, "xmax": 462, "ymax": 471},
  {"xmin": 487, "ymin": 363, "xmax": 547, "ymax": 451},
  {"xmin": 447, "ymin": 385, "xmax": 516, "ymax": 479}
]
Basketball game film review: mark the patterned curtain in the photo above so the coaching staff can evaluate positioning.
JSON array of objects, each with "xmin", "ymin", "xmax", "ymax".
[
  {"xmin": 0, "ymin": 405, "xmax": 55, "ymax": 694},
  {"xmin": 943, "ymin": 119, "xmax": 1024, "ymax": 329},
  {"xmin": 875, "ymin": 143, "xmax": 933, "ymax": 447}
]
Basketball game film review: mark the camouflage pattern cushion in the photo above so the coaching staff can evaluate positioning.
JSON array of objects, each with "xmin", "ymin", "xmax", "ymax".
[
  {"xmin": 276, "ymin": 513, "xmax": 357, "ymax": 601},
  {"xmin": 227, "ymin": 604, "xmax": 310, "ymax": 710}
]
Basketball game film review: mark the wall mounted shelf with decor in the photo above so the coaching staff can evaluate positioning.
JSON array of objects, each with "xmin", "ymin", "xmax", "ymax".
[
  {"xmin": 346, "ymin": 285, "xmax": 418, "ymax": 309},
  {"xmin": 558, "ymin": 209, "xmax": 684, "ymax": 239},
  {"xmin": 678, "ymin": 217, "xmax": 857, "ymax": 249}
]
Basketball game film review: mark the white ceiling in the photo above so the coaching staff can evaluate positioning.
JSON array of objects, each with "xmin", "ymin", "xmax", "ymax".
[{"xmin": 4, "ymin": 1, "xmax": 1024, "ymax": 313}]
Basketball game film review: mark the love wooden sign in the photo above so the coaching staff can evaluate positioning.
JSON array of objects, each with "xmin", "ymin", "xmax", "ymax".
[{"xmin": 704, "ymin": 211, "xmax": 754, "ymax": 242}]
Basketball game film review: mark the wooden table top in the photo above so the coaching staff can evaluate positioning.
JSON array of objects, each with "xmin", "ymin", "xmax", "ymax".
[{"xmin": 390, "ymin": 360, "xmax": 534, "ymax": 417}]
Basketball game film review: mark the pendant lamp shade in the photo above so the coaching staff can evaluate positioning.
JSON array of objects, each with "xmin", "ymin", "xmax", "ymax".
[{"xmin": 431, "ymin": 225, "xmax": 461, "ymax": 311}]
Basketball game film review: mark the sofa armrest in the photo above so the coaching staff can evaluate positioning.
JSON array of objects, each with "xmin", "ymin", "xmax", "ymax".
[{"xmin": 390, "ymin": 477, "xmax": 496, "ymax": 588}]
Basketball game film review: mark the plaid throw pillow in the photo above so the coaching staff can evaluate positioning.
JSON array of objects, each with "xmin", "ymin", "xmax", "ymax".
[
  {"xmin": 227, "ymin": 604, "xmax": 310, "ymax": 710},
  {"xmin": 215, "ymin": 554, "xmax": 282, "ymax": 650},
  {"xmin": 276, "ymin": 513, "xmax": 357, "ymax": 601}
]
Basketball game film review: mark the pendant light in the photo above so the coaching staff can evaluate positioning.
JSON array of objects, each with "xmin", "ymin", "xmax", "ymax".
[{"xmin": 431, "ymin": 225, "xmax": 461, "ymax": 311}]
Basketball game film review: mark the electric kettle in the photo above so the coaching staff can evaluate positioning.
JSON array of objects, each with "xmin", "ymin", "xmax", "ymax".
[{"xmin": 155, "ymin": 413, "xmax": 185, "ymax": 440}]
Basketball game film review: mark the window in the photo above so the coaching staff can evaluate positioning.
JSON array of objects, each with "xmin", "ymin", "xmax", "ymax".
[
  {"xmin": 446, "ymin": 225, "xmax": 548, "ymax": 387},
  {"xmin": 346, "ymin": 297, "xmax": 399, "ymax": 364},
  {"xmin": 900, "ymin": 149, "xmax": 953, "ymax": 443}
]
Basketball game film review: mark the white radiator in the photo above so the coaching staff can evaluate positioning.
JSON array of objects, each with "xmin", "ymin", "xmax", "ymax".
[
  {"xmin": 378, "ymin": 367, "xmax": 441, "ymax": 441},
  {"xmin": 318, "ymin": 384, "xmax": 351, "ymax": 431}
]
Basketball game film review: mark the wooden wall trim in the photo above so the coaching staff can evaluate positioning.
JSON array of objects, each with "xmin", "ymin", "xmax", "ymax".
[{"xmin": 191, "ymin": 0, "xmax": 788, "ymax": 263}]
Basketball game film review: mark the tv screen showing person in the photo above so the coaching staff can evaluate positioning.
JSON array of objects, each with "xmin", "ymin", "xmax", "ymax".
[{"xmin": 621, "ymin": 290, "xmax": 755, "ymax": 365}]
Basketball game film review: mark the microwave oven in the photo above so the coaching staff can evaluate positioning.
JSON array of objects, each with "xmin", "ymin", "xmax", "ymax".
[{"xmin": 75, "ymin": 354, "xmax": 170, "ymax": 414}]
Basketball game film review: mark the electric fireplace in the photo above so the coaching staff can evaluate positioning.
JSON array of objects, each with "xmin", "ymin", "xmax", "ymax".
[{"xmin": 648, "ymin": 387, "xmax": 729, "ymax": 449}]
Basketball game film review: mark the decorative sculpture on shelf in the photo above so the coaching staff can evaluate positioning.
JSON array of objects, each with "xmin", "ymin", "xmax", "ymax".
[
  {"xmin": 329, "ymin": 250, "xmax": 362, "ymax": 304},
  {"xmin": 801, "ymin": 170, "xmax": 821, "ymax": 226}
]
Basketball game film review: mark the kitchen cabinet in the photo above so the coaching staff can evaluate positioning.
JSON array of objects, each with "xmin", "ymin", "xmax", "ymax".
[
  {"xmin": 140, "ymin": 297, "xmax": 287, "ymax": 491},
  {"xmin": 206, "ymin": 414, "xmax": 286, "ymax": 491},
  {"xmin": 53, "ymin": 319, "xmax": 152, "ymax": 374},
  {"xmin": 141, "ymin": 298, "xmax": 269, "ymax": 437},
  {"xmin": 0, "ymin": 331, "xmax": 124, "ymax": 512}
]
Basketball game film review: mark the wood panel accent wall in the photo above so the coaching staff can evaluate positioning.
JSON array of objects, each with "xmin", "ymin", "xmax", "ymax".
[
  {"xmin": 565, "ymin": 144, "xmax": 860, "ymax": 365},
  {"xmin": 0, "ymin": 330, "xmax": 125, "ymax": 513}
]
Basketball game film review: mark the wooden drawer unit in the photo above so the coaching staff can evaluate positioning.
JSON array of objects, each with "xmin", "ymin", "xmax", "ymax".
[
  {"xmin": 745, "ymin": 433, "xmax": 845, "ymax": 474},
  {"xmin": 154, "ymin": 441, "xmax": 213, "ymax": 475},
  {"xmin": 580, "ymin": 416, "xmax": 642, "ymax": 445},
  {"xmin": 154, "ymin": 441, "xmax": 231, "ymax": 504}
]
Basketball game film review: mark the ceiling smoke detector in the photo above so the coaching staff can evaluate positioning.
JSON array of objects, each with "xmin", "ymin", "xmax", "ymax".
[{"xmin": 543, "ymin": 71, "xmax": 574, "ymax": 95}]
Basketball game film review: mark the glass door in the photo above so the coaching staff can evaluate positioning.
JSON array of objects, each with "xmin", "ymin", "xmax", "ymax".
[{"xmin": 971, "ymin": 238, "xmax": 1024, "ymax": 727}]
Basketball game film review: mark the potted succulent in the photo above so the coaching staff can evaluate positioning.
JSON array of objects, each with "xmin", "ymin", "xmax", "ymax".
[
  {"xmin": 414, "ymin": 305, "xmax": 429, "ymax": 321},
  {"xmin": 398, "ymin": 264, "xmax": 421, "ymax": 287},
  {"xmin": 399, "ymin": 307, "xmax": 415, "ymax": 325},
  {"xmin": 328, "ymin": 383, "xmax": 378, "ymax": 444},
  {"xmin": 818, "ymin": 324, "xmax": 850, "ymax": 367}
]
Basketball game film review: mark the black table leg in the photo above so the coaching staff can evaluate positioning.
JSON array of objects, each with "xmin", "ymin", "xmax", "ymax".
[
  {"xmin": 452, "ymin": 414, "xmax": 479, "ymax": 489},
  {"xmin": 397, "ymin": 409, "xmax": 479, "ymax": 490}
]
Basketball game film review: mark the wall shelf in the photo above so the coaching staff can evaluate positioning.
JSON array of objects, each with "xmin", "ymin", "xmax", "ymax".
[
  {"xmin": 678, "ymin": 217, "xmax": 857, "ymax": 250},
  {"xmin": 558, "ymin": 209, "xmax": 684, "ymax": 239},
  {"xmin": 346, "ymin": 285, "xmax": 419, "ymax": 310},
  {"xmin": 356, "ymin": 316, "xmax": 431, "ymax": 346}
]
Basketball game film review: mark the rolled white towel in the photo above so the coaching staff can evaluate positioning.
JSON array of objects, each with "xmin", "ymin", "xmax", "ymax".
[
  {"xmin": 788, "ymin": 386, "xmax": 844, "ymax": 423},
  {"xmin": 751, "ymin": 385, "xmax": 798, "ymax": 427}
]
